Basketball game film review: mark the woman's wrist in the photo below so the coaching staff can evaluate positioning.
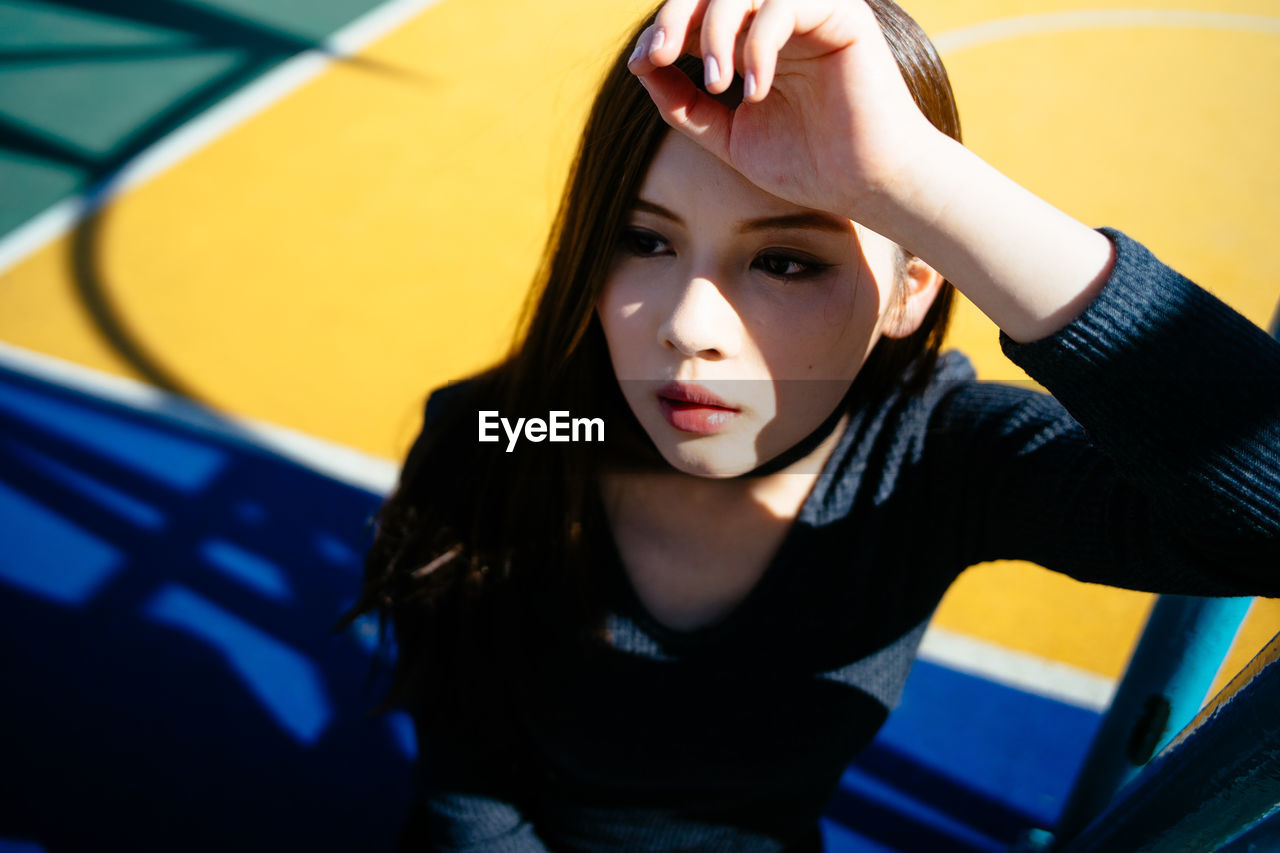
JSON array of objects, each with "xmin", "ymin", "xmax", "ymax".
[
  {"xmin": 853, "ymin": 134, "xmax": 1117, "ymax": 344},
  {"xmin": 838, "ymin": 121, "xmax": 957, "ymax": 237}
]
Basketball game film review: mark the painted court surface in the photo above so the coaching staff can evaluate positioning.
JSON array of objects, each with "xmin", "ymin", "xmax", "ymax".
[{"xmin": 0, "ymin": 1, "xmax": 1277, "ymax": 850}]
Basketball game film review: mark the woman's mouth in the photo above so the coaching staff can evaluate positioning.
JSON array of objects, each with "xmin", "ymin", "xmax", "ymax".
[{"xmin": 656, "ymin": 381, "xmax": 741, "ymax": 435}]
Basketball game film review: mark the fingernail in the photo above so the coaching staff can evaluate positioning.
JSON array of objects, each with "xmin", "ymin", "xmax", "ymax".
[
  {"xmin": 744, "ymin": 70, "xmax": 757, "ymax": 100},
  {"xmin": 704, "ymin": 55, "xmax": 720, "ymax": 88},
  {"xmin": 648, "ymin": 28, "xmax": 665, "ymax": 57},
  {"xmin": 628, "ymin": 38, "xmax": 644, "ymax": 65}
]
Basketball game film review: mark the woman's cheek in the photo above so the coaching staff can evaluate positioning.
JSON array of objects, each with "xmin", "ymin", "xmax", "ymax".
[
  {"xmin": 744, "ymin": 301, "xmax": 840, "ymax": 373},
  {"xmin": 598, "ymin": 290, "xmax": 651, "ymax": 380}
]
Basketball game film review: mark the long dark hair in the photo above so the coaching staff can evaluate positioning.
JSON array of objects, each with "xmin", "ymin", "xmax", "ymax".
[{"xmin": 335, "ymin": 0, "xmax": 962, "ymax": 747}]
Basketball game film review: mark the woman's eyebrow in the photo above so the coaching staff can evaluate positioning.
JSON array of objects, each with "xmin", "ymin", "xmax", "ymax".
[
  {"xmin": 738, "ymin": 212, "xmax": 851, "ymax": 235},
  {"xmin": 632, "ymin": 198, "xmax": 850, "ymax": 235},
  {"xmin": 632, "ymin": 199, "xmax": 683, "ymax": 223}
]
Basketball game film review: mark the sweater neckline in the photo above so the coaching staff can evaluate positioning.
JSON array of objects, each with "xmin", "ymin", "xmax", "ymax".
[{"xmin": 589, "ymin": 421, "xmax": 852, "ymax": 651}]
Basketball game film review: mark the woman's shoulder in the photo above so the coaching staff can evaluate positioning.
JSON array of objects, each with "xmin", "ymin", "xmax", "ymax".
[
  {"xmin": 419, "ymin": 366, "xmax": 512, "ymax": 433},
  {"xmin": 913, "ymin": 347, "xmax": 1072, "ymax": 444},
  {"xmin": 929, "ymin": 349, "xmax": 978, "ymax": 386},
  {"xmin": 421, "ymin": 376, "xmax": 485, "ymax": 432},
  {"xmin": 901, "ymin": 348, "xmax": 980, "ymax": 419},
  {"xmin": 401, "ymin": 373, "xmax": 500, "ymax": 484}
]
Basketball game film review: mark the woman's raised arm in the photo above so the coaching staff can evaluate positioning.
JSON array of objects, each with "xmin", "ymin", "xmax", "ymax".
[
  {"xmin": 630, "ymin": 0, "xmax": 1280, "ymax": 591},
  {"xmin": 628, "ymin": 0, "xmax": 1117, "ymax": 344}
]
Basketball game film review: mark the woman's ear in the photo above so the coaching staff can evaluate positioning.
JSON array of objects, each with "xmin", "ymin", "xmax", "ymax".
[{"xmin": 880, "ymin": 255, "xmax": 945, "ymax": 339}]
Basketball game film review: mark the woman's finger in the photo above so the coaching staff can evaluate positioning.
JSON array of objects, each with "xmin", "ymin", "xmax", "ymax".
[
  {"xmin": 740, "ymin": 0, "xmax": 797, "ymax": 102},
  {"xmin": 635, "ymin": 64, "xmax": 732, "ymax": 162},
  {"xmin": 699, "ymin": 0, "xmax": 756, "ymax": 94},
  {"xmin": 627, "ymin": 19, "xmax": 704, "ymax": 76},
  {"xmin": 649, "ymin": 0, "xmax": 709, "ymax": 68},
  {"xmin": 627, "ymin": 23, "xmax": 659, "ymax": 74}
]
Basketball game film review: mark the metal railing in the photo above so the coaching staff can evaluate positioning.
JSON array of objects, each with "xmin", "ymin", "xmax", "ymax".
[{"xmin": 1058, "ymin": 629, "xmax": 1280, "ymax": 851}]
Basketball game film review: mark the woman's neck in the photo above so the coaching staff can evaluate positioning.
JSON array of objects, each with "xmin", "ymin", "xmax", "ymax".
[{"xmin": 601, "ymin": 410, "xmax": 851, "ymax": 525}]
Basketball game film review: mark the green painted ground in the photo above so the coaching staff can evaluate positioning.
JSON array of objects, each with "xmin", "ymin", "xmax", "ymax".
[{"xmin": 0, "ymin": 0, "xmax": 398, "ymax": 237}]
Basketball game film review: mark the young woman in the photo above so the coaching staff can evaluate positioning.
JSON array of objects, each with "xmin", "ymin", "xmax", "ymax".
[{"xmin": 338, "ymin": 0, "xmax": 1280, "ymax": 850}]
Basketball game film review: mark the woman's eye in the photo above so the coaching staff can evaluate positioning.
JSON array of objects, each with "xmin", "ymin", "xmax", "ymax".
[
  {"xmin": 620, "ymin": 228, "xmax": 671, "ymax": 257},
  {"xmin": 753, "ymin": 252, "xmax": 830, "ymax": 280}
]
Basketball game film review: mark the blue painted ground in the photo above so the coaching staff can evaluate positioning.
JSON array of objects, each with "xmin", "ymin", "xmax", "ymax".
[{"xmin": 0, "ymin": 362, "xmax": 1103, "ymax": 852}]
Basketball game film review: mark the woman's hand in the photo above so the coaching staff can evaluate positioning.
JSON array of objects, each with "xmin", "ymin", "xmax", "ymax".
[
  {"xmin": 627, "ymin": 0, "xmax": 941, "ymax": 228},
  {"xmin": 629, "ymin": 0, "xmax": 1117, "ymax": 345}
]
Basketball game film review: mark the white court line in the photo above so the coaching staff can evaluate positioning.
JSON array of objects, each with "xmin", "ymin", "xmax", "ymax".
[
  {"xmin": 935, "ymin": 9, "xmax": 1280, "ymax": 55},
  {"xmin": 919, "ymin": 625, "xmax": 1117, "ymax": 711},
  {"xmin": 0, "ymin": 339, "xmax": 398, "ymax": 494},
  {"xmin": 0, "ymin": 0, "xmax": 446, "ymax": 275}
]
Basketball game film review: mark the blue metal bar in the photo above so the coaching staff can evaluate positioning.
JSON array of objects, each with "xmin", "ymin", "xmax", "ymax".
[
  {"xmin": 1219, "ymin": 804, "xmax": 1280, "ymax": 853},
  {"xmin": 1052, "ymin": 596, "xmax": 1253, "ymax": 840},
  {"xmin": 1056, "ymin": 630, "xmax": 1280, "ymax": 852}
]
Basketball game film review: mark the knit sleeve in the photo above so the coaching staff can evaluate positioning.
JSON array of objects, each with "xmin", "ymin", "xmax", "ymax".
[{"xmin": 923, "ymin": 227, "xmax": 1280, "ymax": 597}]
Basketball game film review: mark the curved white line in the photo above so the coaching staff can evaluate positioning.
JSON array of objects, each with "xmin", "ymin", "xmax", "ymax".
[
  {"xmin": 935, "ymin": 10, "xmax": 1280, "ymax": 56},
  {"xmin": 0, "ymin": 0, "xmax": 445, "ymax": 275}
]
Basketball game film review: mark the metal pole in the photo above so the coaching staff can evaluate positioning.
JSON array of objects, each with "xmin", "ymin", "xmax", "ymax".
[
  {"xmin": 1057, "ymin": 630, "xmax": 1280, "ymax": 852},
  {"xmin": 1219, "ymin": 807, "xmax": 1280, "ymax": 853},
  {"xmin": 1052, "ymin": 596, "xmax": 1253, "ymax": 840}
]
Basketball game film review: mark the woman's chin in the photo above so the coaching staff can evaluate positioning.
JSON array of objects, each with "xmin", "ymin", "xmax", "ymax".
[{"xmin": 656, "ymin": 441, "xmax": 762, "ymax": 479}]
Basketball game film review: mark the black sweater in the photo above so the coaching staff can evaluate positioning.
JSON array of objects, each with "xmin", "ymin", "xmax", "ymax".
[{"xmin": 401, "ymin": 228, "xmax": 1280, "ymax": 852}]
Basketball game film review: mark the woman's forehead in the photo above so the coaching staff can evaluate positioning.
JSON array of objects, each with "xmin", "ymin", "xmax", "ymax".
[{"xmin": 637, "ymin": 133, "xmax": 854, "ymax": 232}]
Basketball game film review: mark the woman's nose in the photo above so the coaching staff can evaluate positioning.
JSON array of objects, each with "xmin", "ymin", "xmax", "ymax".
[{"xmin": 657, "ymin": 275, "xmax": 741, "ymax": 360}]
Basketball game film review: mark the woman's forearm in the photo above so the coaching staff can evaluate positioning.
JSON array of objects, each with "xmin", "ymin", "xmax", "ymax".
[{"xmin": 860, "ymin": 132, "xmax": 1117, "ymax": 345}]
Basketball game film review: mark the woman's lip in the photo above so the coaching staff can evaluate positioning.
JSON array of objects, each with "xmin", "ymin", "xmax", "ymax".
[
  {"xmin": 655, "ymin": 381, "xmax": 740, "ymax": 410},
  {"xmin": 658, "ymin": 398, "xmax": 738, "ymax": 434},
  {"xmin": 654, "ymin": 382, "xmax": 740, "ymax": 435}
]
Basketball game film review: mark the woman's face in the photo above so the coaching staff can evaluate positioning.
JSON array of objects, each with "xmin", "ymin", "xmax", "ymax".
[{"xmin": 596, "ymin": 132, "xmax": 916, "ymax": 478}]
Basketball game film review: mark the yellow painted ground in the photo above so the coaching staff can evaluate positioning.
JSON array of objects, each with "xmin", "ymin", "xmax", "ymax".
[{"xmin": 0, "ymin": 0, "xmax": 1275, "ymax": 691}]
